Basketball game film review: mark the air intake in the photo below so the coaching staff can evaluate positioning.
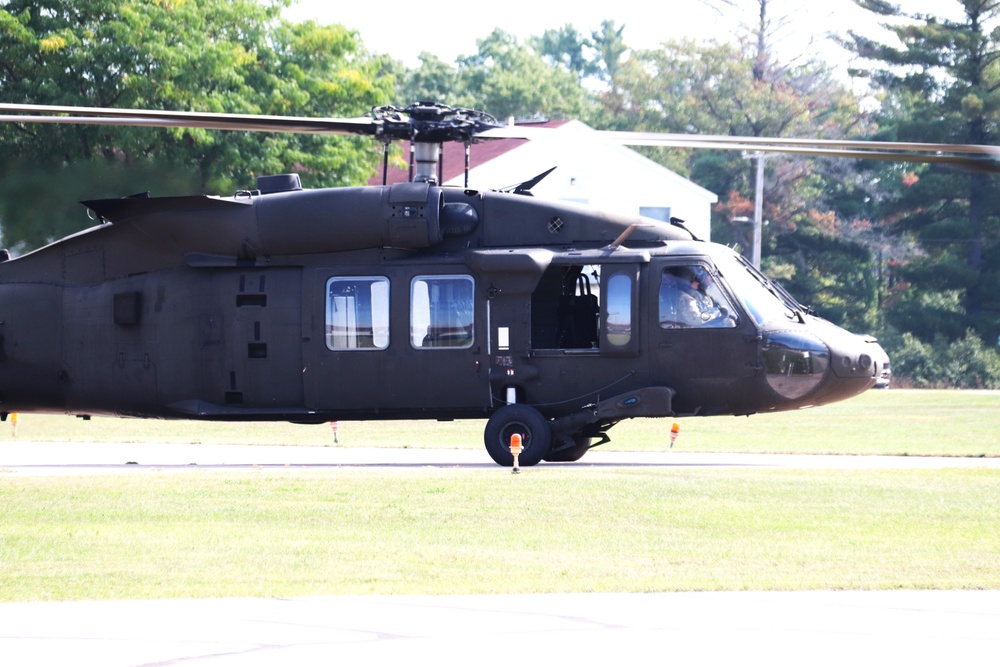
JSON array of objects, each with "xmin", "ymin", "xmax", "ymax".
[{"xmin": 256, "ymin": 174, "xmax": 302, "ymax": 194}]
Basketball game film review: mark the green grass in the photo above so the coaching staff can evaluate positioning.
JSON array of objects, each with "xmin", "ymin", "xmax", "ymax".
[
  {"xmin": 1, "ymin": 467, "xmax": 997, "ymax": 600},
  {"xmin": 2, "ymin": 389, "xmax": 998, "ymax": 456},
  {"xmin": 1, "ymin": 389, "xmax": 997, "ymax": 601}
]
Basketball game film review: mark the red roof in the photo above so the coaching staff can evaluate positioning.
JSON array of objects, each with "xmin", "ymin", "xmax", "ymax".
[{"xmin": 368, "ymin": 119, "xmax": 570, "ymax": 186}]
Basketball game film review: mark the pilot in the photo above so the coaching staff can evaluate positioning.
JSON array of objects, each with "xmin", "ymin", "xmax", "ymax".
[
  {"xmin": 660, "ymin": 267, "xmax": 732, "ymax": 328},
  {"xmin": 660, "ymin": 269, "xmax": 706, "ymax": 327}
]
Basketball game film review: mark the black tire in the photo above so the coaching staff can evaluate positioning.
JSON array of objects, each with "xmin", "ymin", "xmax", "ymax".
[
  {"xmin": 483, "ymin": 404, "xmax": 552, "ymax": 467},
  {"xmin": 544, "ymin": 436, "xmax": 592, "ymax": 462}
]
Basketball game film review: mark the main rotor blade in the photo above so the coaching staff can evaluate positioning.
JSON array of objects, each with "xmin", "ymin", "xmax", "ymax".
[
  {"xmin": 5, "ymin": 101, "xmax": 998, "ymax": 170},
  {"xmin": 602, "ymin": 137, "xmax": 1000, "ymax": 171},
  {"xmin": 593, "ymin": 130, "xmax": 1000, "ymax": 158},
  {"xmin": 0, "ymin": 102, "xmax": 376, "ymax": 136},
  {"xmin": 478, "ymin": 125, "xmax": 1000, "ymax": 170}
]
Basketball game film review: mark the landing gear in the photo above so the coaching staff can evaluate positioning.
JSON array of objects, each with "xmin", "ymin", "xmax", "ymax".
[{"xmin": 484, "ymin": 404, "xmax": 552, "ymax": 467}]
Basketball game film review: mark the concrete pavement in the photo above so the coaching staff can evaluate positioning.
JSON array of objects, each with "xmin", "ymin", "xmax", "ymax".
[
  {"xmin": 1, "ymin": 591, "xmax": 998, "ymax": 666},
  {"xmin": 2, "ymin": 441, "xmax": 999, "ymax": 476}
]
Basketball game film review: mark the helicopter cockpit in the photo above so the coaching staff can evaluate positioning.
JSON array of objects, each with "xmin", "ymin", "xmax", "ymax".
[{"xmin": 658, "ymin": 265, "xmax": 739, "ymax": 329}]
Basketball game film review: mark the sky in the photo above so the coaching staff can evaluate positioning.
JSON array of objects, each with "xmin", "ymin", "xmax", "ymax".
[
  {"xmin": 281, "ymin": 0, "xmax": 958, "ymax": 78},
  {"xmin": 283, "ymin": 1, "xmax": 731, "ymax": 64}
]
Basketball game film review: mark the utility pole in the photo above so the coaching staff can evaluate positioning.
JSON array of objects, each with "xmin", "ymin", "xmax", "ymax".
[
  {"xmin": 751, "ymin": 152, "xmax": 765, "ymax": 269},
  {"xmin": 730, "ymin": 216, "xmax": 754, "ymax": 263}
]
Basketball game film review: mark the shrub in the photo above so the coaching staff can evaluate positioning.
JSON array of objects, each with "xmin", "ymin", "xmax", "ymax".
[{"xmin": 885, "ymin": 329, "xmax": 1000, "ymax": 388}]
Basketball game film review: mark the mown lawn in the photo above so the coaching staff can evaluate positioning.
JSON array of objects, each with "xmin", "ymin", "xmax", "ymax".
[{"xmin": 1, "ymin": 467, "xmax": 998, "ymax": 600}]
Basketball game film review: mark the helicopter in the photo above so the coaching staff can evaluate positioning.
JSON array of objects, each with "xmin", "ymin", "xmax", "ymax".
[{"xmin": 0, "ymin": 101, "xmax": 996, "ymax": 466}]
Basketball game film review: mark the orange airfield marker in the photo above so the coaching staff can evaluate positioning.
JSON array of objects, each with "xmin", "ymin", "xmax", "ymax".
[{"xmin": 509, "ymin": 433, "xmax": 523, "ymax": 474}]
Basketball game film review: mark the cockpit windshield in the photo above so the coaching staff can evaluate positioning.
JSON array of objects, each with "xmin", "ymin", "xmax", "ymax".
[{"xmin": 712, "ymin": 252, "xmax": 802, "ymax": 326}]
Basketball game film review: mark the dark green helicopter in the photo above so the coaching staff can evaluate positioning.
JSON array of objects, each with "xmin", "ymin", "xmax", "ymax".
[{"xmin": 0, "ymin": 102, "xmax": 995, "ymax": 466}]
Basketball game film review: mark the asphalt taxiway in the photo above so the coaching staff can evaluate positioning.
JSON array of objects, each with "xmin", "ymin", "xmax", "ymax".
[{"xmin": 2, "ymin": 440, "xmax": 999, "ymax": 475}]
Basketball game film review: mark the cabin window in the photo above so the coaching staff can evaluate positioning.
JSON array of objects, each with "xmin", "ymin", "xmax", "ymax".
[
  {"xmin": 606, "ymin": 273, "xmax": 632, "ymax": 346},
  {"xmin": 659, "ymin": 266, "xmax": 738, "ymax": 329},
  {"xmin": 411, "ymin": 275, "xmax": 475, "ymax": 349},
  {"xmin": 326, "ymin": 277, "xmax": 390, "ymax": 350}
]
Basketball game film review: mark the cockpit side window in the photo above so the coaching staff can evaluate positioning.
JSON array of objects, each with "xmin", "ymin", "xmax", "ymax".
[{"xmin": 658, "ymin": 265, "xmax": 738, "ymax": 329}]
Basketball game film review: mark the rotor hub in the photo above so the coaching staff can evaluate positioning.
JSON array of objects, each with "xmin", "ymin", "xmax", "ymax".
[{"xmin": 370, "ymin": 102, "xmax": 501, "ymax": 144}]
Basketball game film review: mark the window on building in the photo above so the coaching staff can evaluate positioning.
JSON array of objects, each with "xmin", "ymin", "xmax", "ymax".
[{"xmin": 640, "ymin": 206, "xmax": 671, "ymax": 222}]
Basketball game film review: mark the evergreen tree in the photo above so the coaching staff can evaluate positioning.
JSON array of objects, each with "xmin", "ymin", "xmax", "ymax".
[{"xmin": 844, "ymin": 0, "xmax": 1000, "ymax": 345}]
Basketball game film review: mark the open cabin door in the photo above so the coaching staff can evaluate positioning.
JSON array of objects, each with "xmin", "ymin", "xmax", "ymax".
[{"xmin": 488, "ymin": 253, "xmax": 650, "ymax": 412}]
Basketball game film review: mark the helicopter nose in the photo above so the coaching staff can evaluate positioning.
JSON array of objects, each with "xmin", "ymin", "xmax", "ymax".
[
  {"xmin": 824, "ymin": 328, "xmax": 880, "ymax": 382},
  {"xmin": 761, "ymin": 330, "xmax": 830, "ymax": 400},
  {"xmin": 761, "ymin": 324, "xmax": 885, "ymax": 405}
]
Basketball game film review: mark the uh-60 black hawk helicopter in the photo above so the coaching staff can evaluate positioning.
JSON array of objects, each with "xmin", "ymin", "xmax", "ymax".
[{"xmin": 0, "ymin": 101, "xmax": 996, "ymax": 466}]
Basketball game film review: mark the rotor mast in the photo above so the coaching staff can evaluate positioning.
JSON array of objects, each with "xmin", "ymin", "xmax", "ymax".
[
  {"xmin": 370, "ymin": 103, "xmax": 501, "ymax": 184},
  {"xmin": 412, "ymin": 142, "xmax": 440, "ymax": 183}
]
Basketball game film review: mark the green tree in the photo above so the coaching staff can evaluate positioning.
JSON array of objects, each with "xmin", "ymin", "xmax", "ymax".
[
  {"xmin": 591, "ymin": 20, "xmax": 629, "ymax": 99},
  {"xmin": 395, "ymin": 52, "xmax": 470, "ymax": 108},
  {"xmin": 608, "ymin": 34, "xmax": 874, "ymax": 328},
  {"xmin": 456, "ymin": 29, "xmax": 592, "ymax": 121},
  {"xmin": 0, "ymin": 0, "xmax": 393, "ymax": 250},
  {"xmin": 885, "ymin": 328, "xmax": 1000, "ymax": 388},
  {"xmin": 844, "ymin": 0, "xmax": 1000, "ymax": 346},
  {"xmin": 532, "ymin": 24, "xmax": 596, "ymax": 82}
]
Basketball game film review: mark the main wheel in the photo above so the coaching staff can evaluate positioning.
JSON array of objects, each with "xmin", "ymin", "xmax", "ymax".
[
  {"xmin": 544, "ymin": 436, "xmax": 592, "ymax": 462},
  {"xmin": 483, "ymin": 404, "xmax": 552, "ymax": 467}
]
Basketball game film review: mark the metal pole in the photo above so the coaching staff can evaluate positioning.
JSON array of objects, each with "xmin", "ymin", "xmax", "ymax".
[
  {"xmin": 752, "ymin": 152, "xmax": 764, "ymax": 269},
  {"xmin": 464, "ymin": 143, "xmax": 471, "ymax": 188}
]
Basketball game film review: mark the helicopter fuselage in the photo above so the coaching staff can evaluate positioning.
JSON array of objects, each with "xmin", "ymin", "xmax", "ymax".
[{"xmin": 0, "ymin": 179, "xmax": 885, "ymax": 464}]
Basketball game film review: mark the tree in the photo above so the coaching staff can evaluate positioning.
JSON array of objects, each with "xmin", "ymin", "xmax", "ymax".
[
  {"xmin": 532, "ymin": 24, "xmax": 596, "ymax": 82},
  {"xmin": 0, "ymin": 0, "xmax": 393, "ymax": 250},
  {"xmin": 456, "ymin": 30, "xmax": 592, "ymax": 121},
  {"xmin": 701, "ymin": 0, "xmax": 804, "ymax": 75},
  {"xmin": 606, "ymin": 34, "xmax": 874, "ymax": 328},
  {"xmin": 590, "ymin": 20, "xmax": 629, "ymax": 113},
  {"xmin": 843, "ymin": 0, "xmax": 1000, "ymax": 345},
  {"xmin": 395, "ymin": 52, "xmax": 471, "ymax": 109}
]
